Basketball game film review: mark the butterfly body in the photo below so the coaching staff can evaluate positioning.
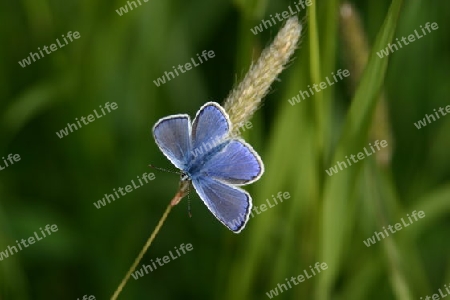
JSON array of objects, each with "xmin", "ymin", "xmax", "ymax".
[
  {"xmin": 153, "ymin": 102, "xmax": 264, "ymax": 233},
  {"xmin": 186, "ymin": 140, "xmax": 230, "ymax": 176}
]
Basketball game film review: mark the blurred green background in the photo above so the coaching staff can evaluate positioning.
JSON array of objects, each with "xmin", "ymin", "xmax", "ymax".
[{"xmin": 1, "ymin": 0, "xmax": 449, "ymax": 299}]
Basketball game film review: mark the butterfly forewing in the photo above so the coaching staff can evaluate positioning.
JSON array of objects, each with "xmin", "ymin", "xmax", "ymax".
[
  {"xmin": 152, "ymin": 115, "xmax": 191, "ymax": 170},
  {"xmin": 200, "ymin": 139, "xmax": 264, "ymax": 185},
  {"xmin": 191, "ymin": 102, "xmax": 231, "ymax": 152}
]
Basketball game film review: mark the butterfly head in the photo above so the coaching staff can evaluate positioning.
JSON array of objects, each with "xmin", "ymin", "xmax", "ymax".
[{"xmin": 180, "ymin": 172, "xmax": 190, "ymax": 182}]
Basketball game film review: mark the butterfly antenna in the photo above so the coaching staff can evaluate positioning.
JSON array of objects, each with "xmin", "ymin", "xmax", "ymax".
[{"xmin": 148, "ymin": 164, "xmax": 182, "ymax": 175}]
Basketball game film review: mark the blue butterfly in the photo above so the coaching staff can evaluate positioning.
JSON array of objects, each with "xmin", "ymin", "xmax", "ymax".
[{"xmin": 152, "ymin": 102, "xmax": 264, "ymax": 233}]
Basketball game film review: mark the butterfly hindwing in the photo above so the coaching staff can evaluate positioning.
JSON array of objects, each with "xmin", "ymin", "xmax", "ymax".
[{"xmin": 191, "ymin": 176, "xmax": 252, "ymax": 233}]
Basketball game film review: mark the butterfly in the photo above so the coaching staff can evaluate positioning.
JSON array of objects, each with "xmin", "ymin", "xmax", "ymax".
[{"xmin": 152, "ymin": 102, "xmax": 264, "ymax": 233}]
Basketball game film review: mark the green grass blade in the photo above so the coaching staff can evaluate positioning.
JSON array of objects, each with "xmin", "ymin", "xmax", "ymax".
[{"xmin": 317, "ymin": 0, "xmax": 404, "ymax": 298}]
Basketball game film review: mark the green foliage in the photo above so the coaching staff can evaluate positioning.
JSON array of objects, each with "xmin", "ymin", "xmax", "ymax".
[{"xmin": 0, "ymin": 0, "xmax": 449, "ymax": 299}]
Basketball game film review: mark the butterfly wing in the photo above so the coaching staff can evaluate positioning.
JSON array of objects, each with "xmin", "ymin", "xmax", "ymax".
[
  {"xmin": 154, "ymin": 102, "xmax": 263, "ymax": 233},
  {"xmin": 152, "ymin": 114, "xmax": 191, "ymax": 170},
  {"xmin": 190, "ymin": 103, "xmax": 262, "ymax": 232},
  {"xmin": 191, "ymin": 102, "xmax": 231, "ymax": 152},
  {"xmin": 192, "ymin": 176, "xmax": 252, "ymax": 233},
  {"xmin": 201, "ymin": 139, "xmax": 264, "ymax": 185}
]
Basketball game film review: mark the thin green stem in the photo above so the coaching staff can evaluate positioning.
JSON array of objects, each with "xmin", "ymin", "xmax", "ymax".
[
  {"xmin": 308, "ymin": 1, "xmax": 324, "ymax": 170},
  {"xmin": 110, "ymin": 203, "xmax": 173, "ymax": 300}
]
